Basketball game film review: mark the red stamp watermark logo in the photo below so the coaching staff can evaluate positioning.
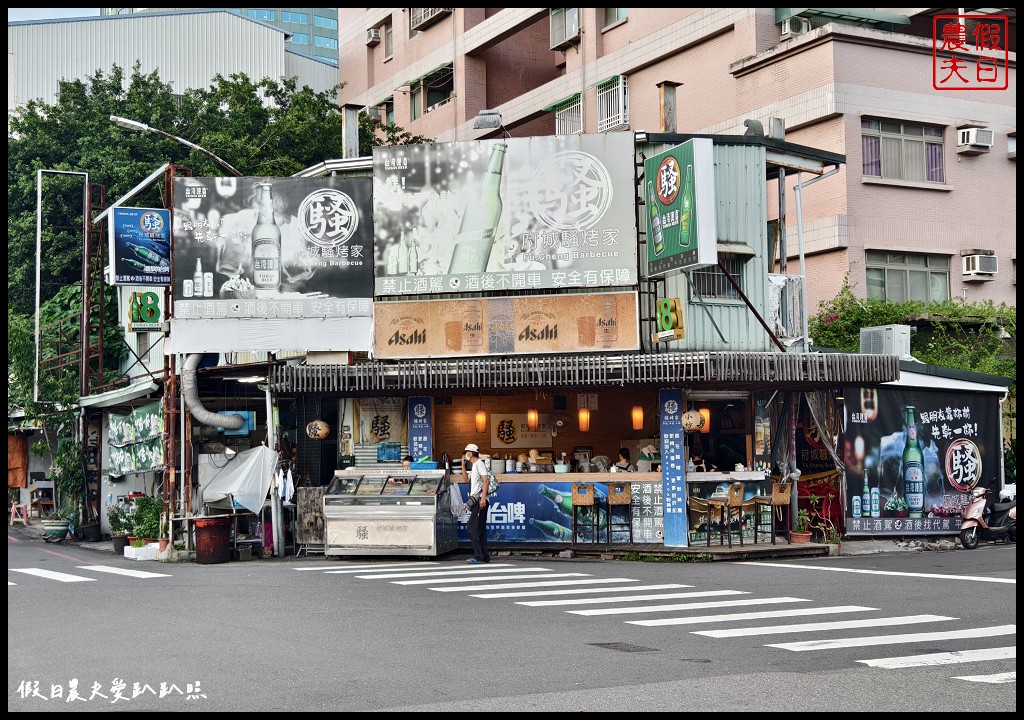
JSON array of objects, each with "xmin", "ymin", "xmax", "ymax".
[{"xmin": 933, "ymin": 14, "xmax": 1008, "ymax": 90}]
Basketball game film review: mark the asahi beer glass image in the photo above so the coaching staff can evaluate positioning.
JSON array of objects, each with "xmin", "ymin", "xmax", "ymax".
[
  {"xmin": 372, "ymin": 132, "xmax": 638, "ymax": 296},
  {"xmin": 172, "ymin": 176, "xmax": 373, "ymax": 320},
  {"xmin": 843, "ymin": 386, "xmax": 1002, "ymax": 536}
]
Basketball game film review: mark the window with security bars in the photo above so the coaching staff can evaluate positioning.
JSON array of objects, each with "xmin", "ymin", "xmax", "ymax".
[
  {"xmin": 865, "ymin": 250, "xmax": 949, "ymax": 302},
  {"xmin": 596, "ymin": 76, "xmax": 628, "ymax": 132},
  {"xmin": 862, "ymin": 118, "xmax": 945, "ymax": 183},
  {"xmin": 410, "ymin": 8, "xmax": 452, "ymax": 32},
  {"xmin": 554, "ymin": 95, "xmax": 582, "ymax": 136},
  {"xmin": 689, "ymin": 255, "xmax": 745, "ymax": 300}
]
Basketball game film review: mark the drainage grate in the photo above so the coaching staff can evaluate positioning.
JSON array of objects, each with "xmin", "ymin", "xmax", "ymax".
[{"xmin": 589, "ymin": 642, "xmax": 660, "ymax": 653}]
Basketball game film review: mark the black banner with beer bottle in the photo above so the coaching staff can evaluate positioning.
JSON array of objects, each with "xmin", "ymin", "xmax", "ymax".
[{"xmin": 843, "ymin": 386, "xmax": 1002, "ymax": 536}]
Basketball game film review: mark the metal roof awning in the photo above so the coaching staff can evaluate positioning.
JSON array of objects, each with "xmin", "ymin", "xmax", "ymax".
[
  {"xmin": 542, "ymin": 92, "xmax": 581, "ymax": 112},
  {"xmin": 271, "ymin": 351, "xmax": 900, "ymax": 395},
  {"xmin": 79, "ymin": 381, "xmax": 159, "ymax": 409},
  {"xmin": 775, "ymin": 8, "xmax": 911, "ymax": 28}
]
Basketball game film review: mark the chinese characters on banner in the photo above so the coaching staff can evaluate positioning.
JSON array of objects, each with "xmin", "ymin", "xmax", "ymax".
[
  {"xmin": 109, "ymin": 207, "xmax": 172, "ymax": 285},
  {"xmin": 659, "ymin": 388, "xmax": 689, "ymax": 546},
  {"xmin": 932, "ymin": 14, "xmax": 1009, "ymax": 90},
  {"xmin": 843, "ymin": 386, "xmax": 1001, "ymax": 536},
  {"xmin": 407, "ymin": 396, "xmax": 433, "ymax": 462},
  {"xmin": 372, "ymin": 132, "xmax": 638, "ymax": 297},
  {"xmin": 356, "ymin": 398, "xmax": 407, "ymax": 446}
]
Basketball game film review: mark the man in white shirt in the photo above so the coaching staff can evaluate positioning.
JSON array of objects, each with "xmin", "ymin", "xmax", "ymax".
[{"xmin": 463, "ymin": 443, "xmax": 491, "ymax": 563}]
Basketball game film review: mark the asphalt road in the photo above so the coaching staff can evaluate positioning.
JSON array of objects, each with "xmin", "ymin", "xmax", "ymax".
[{"xmin": 8, "ymin": 530, "xmax": 1016, "ymax": 712}]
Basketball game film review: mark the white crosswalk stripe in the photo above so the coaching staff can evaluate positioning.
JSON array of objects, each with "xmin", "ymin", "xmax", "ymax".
[
  {"xmin": 629, "ymin": 605, "xmax": 876, "ymax": 627},
  {"xmin": 296, "ymin": 562, "xmax": 440, "ymax": 572},
  {"xmin": 76, "ymin": 565, "xmax": 171, "ymax": 578},
  {"xmin": 570, "ymin": 593, "xmax": 801, "ymax": 616},
  {"xmin": 394, "ymin": 571, "xmax": 571, "ymax": 585},
  {"xmin": 952, "ymin": 671, "xmax": 1016, "ymax": 684},
  {"xmin": 11, "ymin": 568, "xmax": 96, "ymax": 583},
  {"xmin": 10, "ymin": 565, "xmax": 174, "ymax": 584},
  {"xmin": 693, "ymin": 614, "xmax": 957, "ymax": 638},
  {"xmin": 473, "ymin": 583, "xmax": 685, "ymax": 599},
  {"xmin": 767, "ymin": 624, "xmax": 1016, "ymax": 651},
  {"xmin": 441, "ymin": 577, "xmax": 625, "ymax": 593},
  {"xmin": 858, "ymin": 646, "xmax": 1016, "ymax": 669},
  {"xmin": 519, "ymin": 590, "xmax": 738, "ymax": 607},
  {"xmin": 350, "ymin": 564, "xmax": 522, "ymax": 579}
]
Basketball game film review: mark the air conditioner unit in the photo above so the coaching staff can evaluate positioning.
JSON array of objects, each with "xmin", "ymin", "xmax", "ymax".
[
  {"xmin": 366, "ymin": 28, "xmax": 381, "ymax": 45},
  {"xmin": 859, "ymin": 324, "xmax": 912, "ymax": 358},
  {"xmin": 958, "ymin": 128, "xmax": 994, "ymax": 148},
  {"xmin": 781, "ymin": 17, "xmax": 811, "ymax": 36},
  {"xmin": 962, "ymin": 254, "xmax": 998, "ymax": 279}
]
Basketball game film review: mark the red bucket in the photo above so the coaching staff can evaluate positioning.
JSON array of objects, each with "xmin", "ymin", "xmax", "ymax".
[{"xmin": 194, "ymin": 517, "xmax": 231, "ymax": 564}]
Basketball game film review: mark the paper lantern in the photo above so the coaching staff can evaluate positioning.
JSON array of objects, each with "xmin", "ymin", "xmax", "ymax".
[
  {"xmin": 578, "ymin": 407, "xmax": 590, "ymax": 432},
  {"xmin": 306, "ymin": 419, "xmax": 330, "ymax": 440},
  {"xmin": 698, "ymin": 407, "xmax": 711, "ymax": 433},
  {"xmin": 527, "ymin": 408, "xmax": 539, "ymax": 432},
  {"xmin": 631, "ymin": 406, "xmax": 644, "ymax": 431},
  {"xmin": 681, "ymin": 410, "xmax": 704, "ymax": 432},
  {"xmin": 475, "ymin": 409, "xmax": 487, "ymax": 434}
]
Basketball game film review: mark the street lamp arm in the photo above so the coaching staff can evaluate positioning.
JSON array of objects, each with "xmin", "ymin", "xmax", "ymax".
[{"xmin": 109, "ymin": 115, "xmax": 243, "ymax": 177}]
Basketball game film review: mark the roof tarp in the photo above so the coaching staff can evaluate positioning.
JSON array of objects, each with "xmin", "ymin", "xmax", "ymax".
[{"xmin": 201, "ymin": 445, "xmax": 276, "ymax": 514}]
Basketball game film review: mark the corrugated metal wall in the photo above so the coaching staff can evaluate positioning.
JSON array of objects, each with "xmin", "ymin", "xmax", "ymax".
[
  {"xmin": 8, "ymin": 12, "xmax": 337, "ymax": 108},
  {"xmin": 640, "ymin": 141, "xmax": 775, "ymax": 353}
]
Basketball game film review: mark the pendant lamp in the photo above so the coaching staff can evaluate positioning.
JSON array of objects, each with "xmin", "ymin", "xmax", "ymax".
[
  {"xmin": 578, "ymin": 407, "xmax": 590, "ymax": 432},
  {"xmin": 527, "ymin": 407, "xmax": 539, "ymax": 432},
  {"xmin": 631, "ymin": 406, "xmax": 644, "ymax": 431}
]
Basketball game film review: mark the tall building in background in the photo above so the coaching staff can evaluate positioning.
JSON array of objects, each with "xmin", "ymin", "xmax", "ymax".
[
  {"xmin": 101, "ymin": 7, "xmax": 340, "ymax": 66},
  {"xmin": 338, "ymin": 8, "xmax": 1016, "ymax": 313}
]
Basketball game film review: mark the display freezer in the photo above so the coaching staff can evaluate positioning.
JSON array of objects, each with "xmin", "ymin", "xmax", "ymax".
[{"xmin": 322, "ymin": 469, "xmax": 459, "ymax": 557}]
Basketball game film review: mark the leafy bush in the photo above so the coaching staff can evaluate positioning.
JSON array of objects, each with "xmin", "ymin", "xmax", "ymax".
[{"xmin": 131, "ymin": 496, "xmax": 162, "ymax": 539}]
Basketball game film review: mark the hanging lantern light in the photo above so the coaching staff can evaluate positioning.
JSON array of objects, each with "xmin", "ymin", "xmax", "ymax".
[
  {"xmin": 631, "ymin": 406, "xmax": 644, "ymax": 431},
  {"xmin": 578, "ymin": 407, "xmax": 591, "ymax": 432},
  {"xmin": 681, "ymin": 410, "xmax": 704, "ymax": 433},
  {"xmin": 306, "ymin": 419, "xmax": 330, "ymax": 440},
  {"xmin": 527, "ymin": 408, "xmax": 539, "ymax": 432},
  {"xmin": 698, "ymin": 407, "xmax": 711, "ymax": 433},
  {"xmin": 475, "ymin": 409, "xmax": 487, "ymax": 434}
]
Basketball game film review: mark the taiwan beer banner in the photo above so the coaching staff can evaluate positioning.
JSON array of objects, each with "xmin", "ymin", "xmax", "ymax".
[
  {"xmin": 843, "ymin": 386, "xmax": 1001, "ymax": 536},
  {"xmin": 659, "ymin": 388, "xmax": 688, "ymax": 547},
  {"xmin": 108, "ymin": 401, "xmax": 164, "ymax": 478},
  {"xmin": 372, "ymin": 132, "xmax": 638, "ymax": 296},
  {"xmin": 169, "ymin": 176, "xmax": 374, "ymax": 353},
  {"xmin": 109, "ymin": 207, "xmax": 172, "ymax": 285},
  {"xmin": 374, "ymin": 291, "xmax": 639, "ymax": 359},
  {"xmin": 644, "ymin": 138, "xmax": 717, "ymax": 277}
]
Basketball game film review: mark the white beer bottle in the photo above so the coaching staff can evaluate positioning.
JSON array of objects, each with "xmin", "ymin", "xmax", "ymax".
[
  {"xmin": 251, "ymin": 183, "xmax": 282, "ymax": 291},
  {"xmin": 448, "ymin": 142, "xmax": 507, "ymax": 274}
]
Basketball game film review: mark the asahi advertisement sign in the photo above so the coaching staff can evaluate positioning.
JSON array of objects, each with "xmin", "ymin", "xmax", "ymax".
[
  {"xmin": 372, "ymin": 132, "xmax": 638, "ymax": 296},
  {"xmin": 170, "ymin": 176, "xmax": 373, "ymax": 353},
  {"xmin": 843, "ymin": 386, "xmax": 1001, "ymax": 536},
  {"xmin": 374, "ymin": 292, "xmax": 639, "ymax": 359},
  {"xmin": 644, "ymin": 138, "xmax": 717, "ymax": 276}
]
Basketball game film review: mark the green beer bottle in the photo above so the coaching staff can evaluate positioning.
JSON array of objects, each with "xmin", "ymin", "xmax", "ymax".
[
  {"xmin": 537, "ymin": 484, "xmax": 573, "ymax": 517},
  {"xmin": 902, "ymin": 405, "xmax": 925, "ymax": 518},
  {"xmin": 680, "ymin": 164, "xmax": 694, "ymax": 238},
  {"xmin": 647, "ymin": 181, "xmax": 665, "ymax": 257},
  {"xmin": 528, "ymin": 518, "xmax": 572, "ymax": 542}
]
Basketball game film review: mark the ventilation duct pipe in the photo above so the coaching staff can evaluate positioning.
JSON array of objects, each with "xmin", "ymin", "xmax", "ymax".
[{"xmin": 181, "ymin": 353, "xmax": 245, "ymax": 429}]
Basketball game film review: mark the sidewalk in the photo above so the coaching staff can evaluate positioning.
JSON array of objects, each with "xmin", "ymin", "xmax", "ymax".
[{"xmin": 10, "ymin": 518, "xmax": 956, "ymax": 561}]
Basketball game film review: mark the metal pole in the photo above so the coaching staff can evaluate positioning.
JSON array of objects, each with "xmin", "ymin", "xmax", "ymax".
[{"xmin": 109, "ymin": 116, "xmax": 242, "ymax": 177}]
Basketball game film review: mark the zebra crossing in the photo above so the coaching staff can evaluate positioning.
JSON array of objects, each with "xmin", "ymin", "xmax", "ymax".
[
  {"xmin": 299, "ymin": 559, "xmax": 1016, "ymax": 684},
  {"xmin": 9, "ymin": 564, "xmax": 171, "ymax": 584}
]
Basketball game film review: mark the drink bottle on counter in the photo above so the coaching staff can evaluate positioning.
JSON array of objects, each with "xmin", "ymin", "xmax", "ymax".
[
  {"xmin": 448, "ymin": 142, "xmax": 506, "ymax": 274},
  {"xmin": 251, "ymin": 182, "xmax": 282, "ymax": 291},
  {"xmin": 902, "ymin": 405, "xmax": 926, "ymax": 519}
]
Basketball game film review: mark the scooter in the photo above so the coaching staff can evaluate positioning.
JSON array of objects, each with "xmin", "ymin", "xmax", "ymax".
[{"xmin": 959, "ymin": 486, "xmax": 1016, "ymax": 550}]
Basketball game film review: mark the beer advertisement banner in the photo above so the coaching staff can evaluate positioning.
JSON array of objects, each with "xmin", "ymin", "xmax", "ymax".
[
  {"xmin": 109, "ymin": 207, "xmax": 172, "ymax": 285},
  {"xmin": 170, "ymin": 176, "xmax": 374, "ymax": 353},
  {"xmin": 374, "ymin": 291, "xmax": 638, "ymax": 359},
  {"xmin": 644, "ymin": 138, "xmax": 718, "ymax": 277},
  {"xmin": 372, "ymin": 132, "xmax": 638, "ymax": 297},
  {"xmin": 407, "ymin": 396, "xmax": 433, "ymax": 463},
  {"xmin": 453, "ymin": 481, "xmax": 637, "ymax": 544},
  {"xmin": 843, "ymin": 386, "xmax": 1001, "ymax": 536}
]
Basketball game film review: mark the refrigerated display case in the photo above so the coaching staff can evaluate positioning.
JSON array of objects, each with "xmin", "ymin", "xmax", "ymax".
[{"xmin": 322, "ymin": 468, "xmax": 459, "ymax": 557}]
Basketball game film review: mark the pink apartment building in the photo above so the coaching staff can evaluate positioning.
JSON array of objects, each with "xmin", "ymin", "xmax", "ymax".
[{"xmin": 338, "ymin": 8, "xmax": 1016, "ymax": 312}]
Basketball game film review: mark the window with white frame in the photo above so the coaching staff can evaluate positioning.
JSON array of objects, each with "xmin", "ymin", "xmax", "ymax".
[
  {"xmin": 865, "ymin": 250, "xmax": 950, "ymax": 302},
  {"xmin": 314, "ymin": 16, "xmax": 338, "ymax": 30},
  {"xmin": 689, "ymin": 254, "xmax": 745, "ymax": 300},
  {"xmin": 550, "ymin": 8, "xmax": 580, "ymax": 48},
  {"xmin": 603, "ymin": 8, "xmax": 628, "ymax": 27},
  {"xmin": 281, "ymin": 11, "xmax": 308, "ymax": 24},
  {"xmin": 596, "ymin": 76, "xmax": 628, "ymax": 132},
  {"xmin": 861, "ymin": 118, "xmax": 945, "ymax": 183},
  {"xmin": 553, "ymin": 95, "xmax": 582, "ymax": 136},
  {"xmin": 384, "ymin": 17, "xmax": 394, "ymax": 58},
  {"xmin": 246, "ymin": 9, "xmax": 275, "ymax": 22},
  {"xmin": 288, "ymin": 33, "xmax": 309, "ymax": 45},
  {"xmin": 315, "ymin": 36, "xmax": 338, "ymax": 50}
]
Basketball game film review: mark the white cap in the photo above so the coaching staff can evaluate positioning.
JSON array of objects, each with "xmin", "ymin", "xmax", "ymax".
[{"xmin": 464, "ymin": 443, "xmax": 479, "ymax": 453}]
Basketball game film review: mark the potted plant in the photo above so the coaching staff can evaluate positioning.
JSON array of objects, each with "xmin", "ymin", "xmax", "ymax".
[
  {"xmin": 131, "ymin": 495, "xmax": 162, "ymax": 543},
  {"xmin": 790, "ymin": 508, "xmax": 813, "ymax": 544},
  {"xmin": 41, "ymin": 499, "xmax": 74, "ymax": 543},
  {"xmin": 107, "ymin": 504, "xmax": 131, "ymax": 555}
]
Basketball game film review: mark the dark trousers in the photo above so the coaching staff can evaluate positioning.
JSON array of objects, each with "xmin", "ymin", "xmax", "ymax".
[{"xmin": 468, "ymin": 499, "xmax": 490, "ymax": 561}]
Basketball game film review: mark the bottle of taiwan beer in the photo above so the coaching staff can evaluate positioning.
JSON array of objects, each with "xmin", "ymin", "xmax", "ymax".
[
  {"xmin": 680, "ymin": 164, "xmax": 694, "ymax": 237},
  {"xmin": 251, "ymin": 182, "xmax": 282, "ymax": 291},
  {"xmin": 861, "ymin": 469, "xmax": 871, "ymax": 520},
  {"xmin": 647, "ymin": 180, "xmax": 665, "ymax": 256},
  {"xmin": 537, "ymin": 484, "xmax": 573, "ymax": 517},
  {"xmin": 448, "ymin": 142, "xmax": 507, "ymax": 274},
  {"xmin": 902, "ymin": 405, "xmax": 926, "ymax": 518}
]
